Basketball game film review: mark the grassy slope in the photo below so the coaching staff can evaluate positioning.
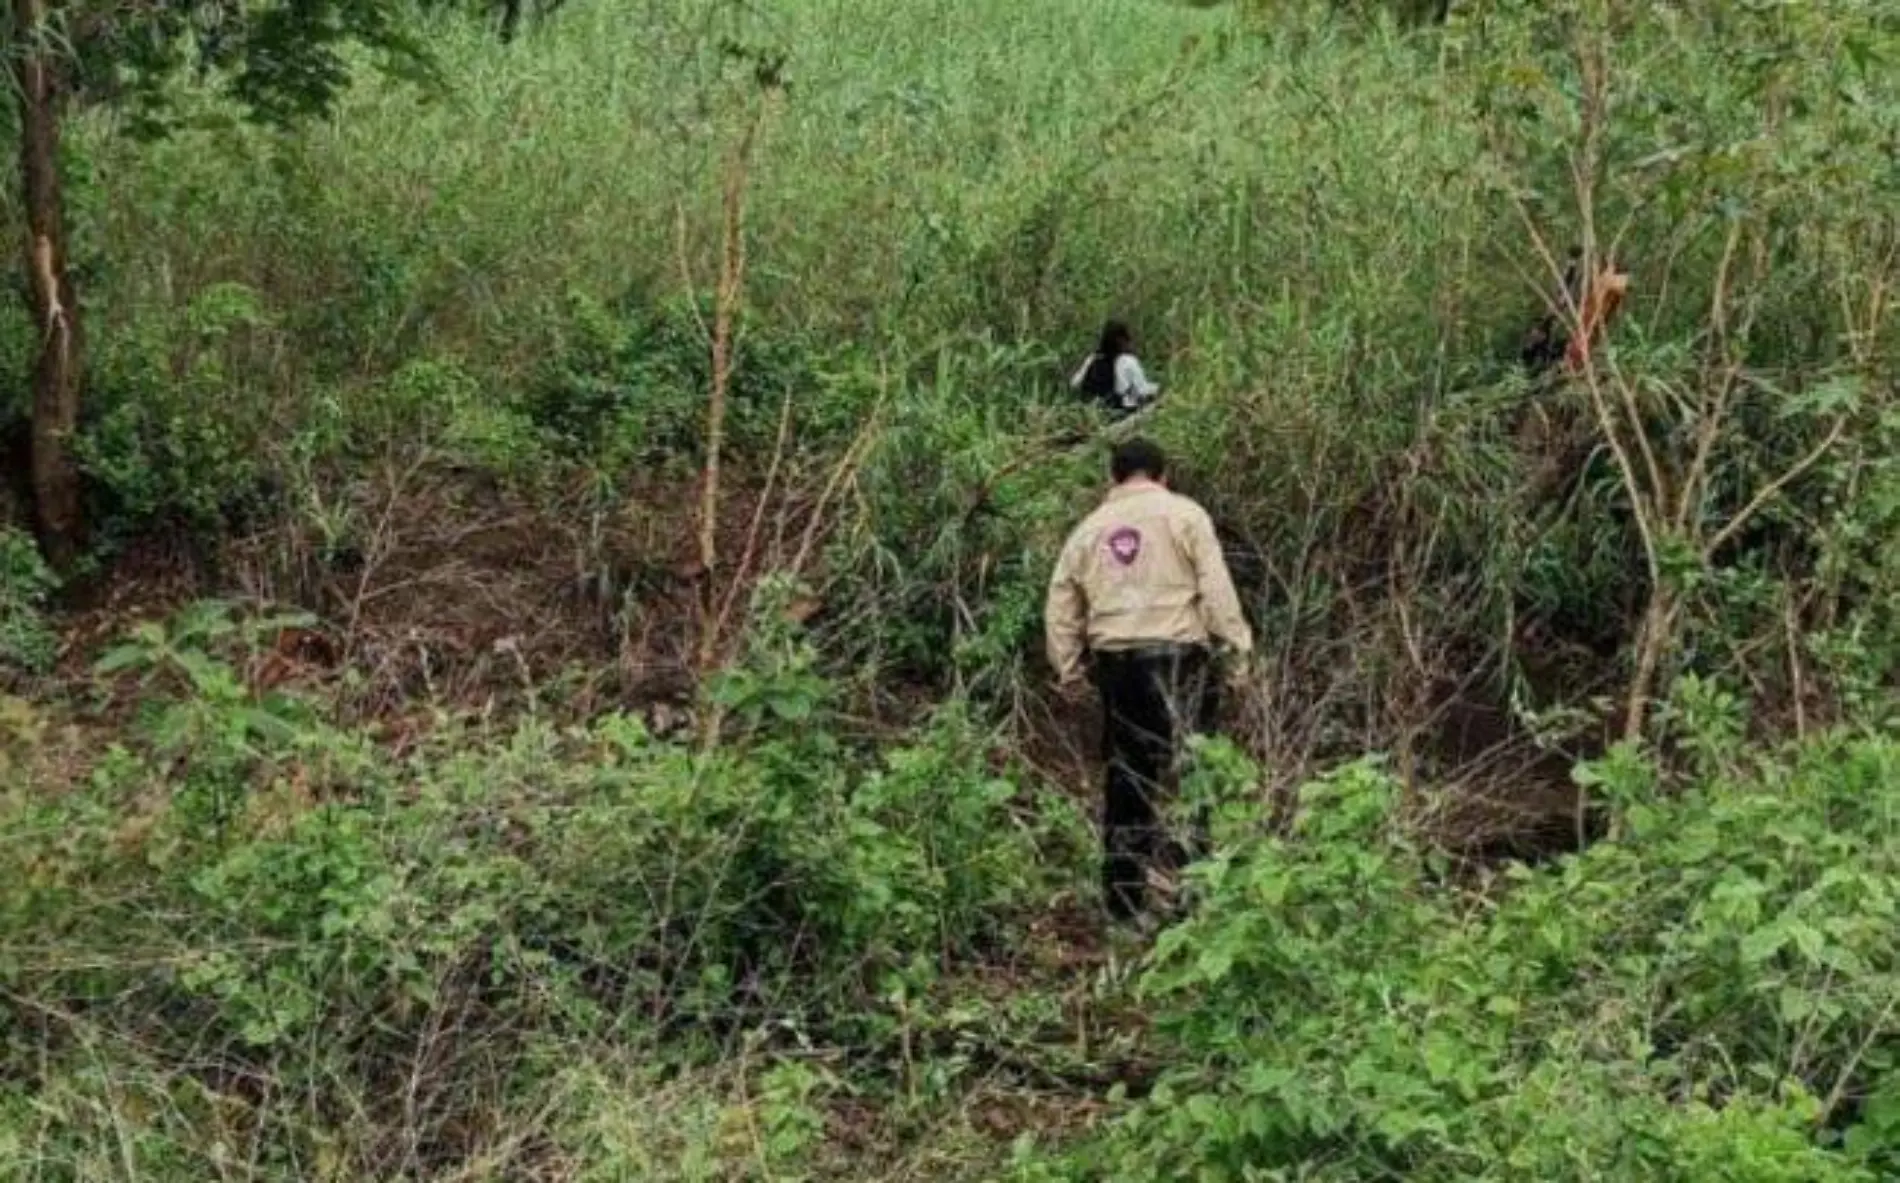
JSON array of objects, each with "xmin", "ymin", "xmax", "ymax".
[
  {"xmin": 4, "ymin": 0, "xmax": 1900, "ymax": 1178},
  {"xmin": 89, "ymin": 0, "xmax": 1212, "ymax": 354},
  {"xmin": 62, "ymin": 0, "xmax": 1527, "ymax": 715},
  {"xmin": 79, "ymin": 0, "xmax": 1501, "ymax": 404}
]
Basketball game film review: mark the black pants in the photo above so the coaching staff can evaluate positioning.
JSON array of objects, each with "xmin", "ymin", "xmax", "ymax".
[{"xmin": 1091, "ymin": 644, "xmax": 1218, "ymax": 918}]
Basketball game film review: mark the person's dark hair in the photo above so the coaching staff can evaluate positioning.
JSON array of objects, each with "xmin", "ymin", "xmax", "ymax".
[
  {"xmin": 1079, "ymin": 319, "xmax": 1133, "ymax": 399},
  {"xmin": 1110, "ymin": 437, "xmax": 1167, "ymax": 484}
]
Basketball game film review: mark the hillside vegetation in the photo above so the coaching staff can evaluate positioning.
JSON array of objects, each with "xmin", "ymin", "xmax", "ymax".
[{"xmin": 3, "ymin": 0, "xmax": 1898, "ymax": 1178}]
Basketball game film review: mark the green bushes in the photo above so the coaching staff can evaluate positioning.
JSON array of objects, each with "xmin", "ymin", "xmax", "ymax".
[
  {"xmin": 830, "ymin": 339, "xmax": 1093, "ymax": 690},
  {"xmin": 72, "ymin": 283, "xmax": 287, "ymax": 541},
  {"xmin": 19, "ymin": 0, "xmax": 1889, "ymax": 740},
  {"xmin": 528, "ymin": 290, "xmax": 863, "ymax": 471},
  {"xmin": 1016, "ymin": 730, "xmax": 1900, "ymax": 1180},
  {"xmin": 16, "ymin": 614, "xmax": 1893, "ymax": 1176},
  {"xmin": 0, "ymin": 600, "xmax": 1076, "ymax": 1177},
  {"xmin": 3, "ymin": 0, "xmax": 1899, "ymax": 1175},
  {"xmin": 0, "ymin": 528, "xmax": 58, "ymax": 675}
]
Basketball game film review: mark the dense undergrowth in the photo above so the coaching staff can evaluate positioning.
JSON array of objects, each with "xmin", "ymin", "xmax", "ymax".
[
  {"xmin": 1030, "ymin": 731, "xmax": 1900, "ymax": 1180},
  {"xmin": 3, "ymin": 0, "xmax": 1899, "ymax": 1176},
  {"xmin": 5, "ymin": 613, "xmax": 1897, "ymax": 1178},
  {"xmin": 4, "ymin": 603, "xmax": 1099, "ymax": 1177}
]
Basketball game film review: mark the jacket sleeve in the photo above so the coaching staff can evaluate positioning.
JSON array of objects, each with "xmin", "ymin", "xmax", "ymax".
[
  {"xmin": 1044, "ymin": 534, "xmax": 1089, "ymax": 684},
  {"xmin": 1116, "ymin": 354, "xmax": 1159, "ymax": 401},
  {"xmin": 1184, "ymin": 505, "xmax": 1253, "ymax": 657}
]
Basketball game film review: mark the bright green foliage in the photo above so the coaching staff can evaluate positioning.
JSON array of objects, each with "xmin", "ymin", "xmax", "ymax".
[
  {"xmin": 1026, "ymin": 737, "xmax": 1900, "ymax": 1180},
  {"xmin": 834, "ymin": 341, "xmax": 1097, "ymax": 691},
  {"xmin": 529, "ymin": 290, "xmax": 861, "ymax": 470},
  {"xmin": 0, "ymin": 600, "xmax": 1077, "ymax": 1177},
  {"xmin": 77, "ymin": 284, "xmax": 281, "ymax": 538}
]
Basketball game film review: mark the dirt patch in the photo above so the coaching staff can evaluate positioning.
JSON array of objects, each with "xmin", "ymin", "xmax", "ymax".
[
  {"xmin": 53, "ymin": 532, "xmax": 208, "ymax": 670},
  {"xmin": 150, "ymin": 461, "xmax": 826, "ymax": 718}
]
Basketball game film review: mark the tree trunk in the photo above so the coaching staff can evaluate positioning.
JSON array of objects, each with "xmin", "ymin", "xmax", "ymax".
[{"xmin": 13, "ymin": 0, "xmax": 84, "ymax": 572}]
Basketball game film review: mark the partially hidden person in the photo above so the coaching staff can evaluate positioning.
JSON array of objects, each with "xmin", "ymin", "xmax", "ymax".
[
  {"xmin": 1043, "ymin": 438, "xmax": 1253, "ymax": 925},
  {"xmin": 1071, "ymin": 319, "xmax": 1160, "ymax": 417}
]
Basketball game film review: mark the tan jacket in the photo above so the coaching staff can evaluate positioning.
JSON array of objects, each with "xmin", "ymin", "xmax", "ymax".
[{"xmin": 1044, "ymin": 480, "xmax": 1254, "ymax": 685}]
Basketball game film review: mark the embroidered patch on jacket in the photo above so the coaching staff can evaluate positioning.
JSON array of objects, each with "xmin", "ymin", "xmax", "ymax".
[{"xmin": 1105, "ymin": 526, "xmax": 1142, "ymax": 566}]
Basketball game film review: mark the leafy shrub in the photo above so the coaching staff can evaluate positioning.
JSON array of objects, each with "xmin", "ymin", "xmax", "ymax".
[
  {"xmin": 0, "ymin": 527, "xmax": 58, "ymax": 676},
  {"xmin": 360, "ymin": 355, "xmax": 553, "ymax": 481},
  {"xmin": 0, "ymin": 598, "xmax": 1070, "ymax": 1175},
  {"xmin": 830, "ymin": 338, "xmax": 1093, "ymax": 688},
  {"xmin": 525, "ymin": 632, "xmax": 1061, "ymax": 1035},
  {"xmin": 528, "ymin": 290, "xmax": 858, "ymax": 474},
  {"xmin": 77, "ymin": 283, "xmax": 285, "ymax": 542},
  {"xmin": 1026, "ymin": 733, "xmax": 1899, "ymax": 1181}
]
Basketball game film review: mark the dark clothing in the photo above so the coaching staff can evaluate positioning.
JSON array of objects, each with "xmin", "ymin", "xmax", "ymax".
[
  {"xmin": 1521, "ymin": 254, "xmax": 1584, "ymax": 374},
  {"xmin": 1068, "ymin": 351, "xmax": 1159, "ymax": 417},
  {"xmin": 1520, "ymin": 320, "xmax": 1566, "ymax": 372},
  {"xmin": 1090, "ymin": 642, "xmax": 1218, "ymax": 918},
  {"xmin": 1077, "ymin": 352, "xmax": 1117, "ymax": 401}
]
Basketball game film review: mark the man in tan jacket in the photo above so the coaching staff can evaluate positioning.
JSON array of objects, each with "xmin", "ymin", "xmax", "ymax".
[{"xmin": 1045, "ymin": 438, "xmax": 1253, "ymax": 922}]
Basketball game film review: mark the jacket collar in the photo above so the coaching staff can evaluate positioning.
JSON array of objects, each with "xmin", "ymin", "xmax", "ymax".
[{"xmin": 1105, "ymin": 479, "xmax": 1166, "ymax": 503}]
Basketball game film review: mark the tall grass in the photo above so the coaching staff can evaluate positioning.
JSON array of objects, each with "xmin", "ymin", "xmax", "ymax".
[
  {"xmin": 80, "ymin": 0, "xmax": 1231, "ymax": 372},
  {"xmin": 3, "ymin": 0, "xmax": 1884, "ymax": 756},
  {"xmin": 3, "ymin": 1, "xmax": 1900, "ymax": 1177},
  {"xmin": 65, "ymin": 0, "xmax": 1534, "ymax": 404}
]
